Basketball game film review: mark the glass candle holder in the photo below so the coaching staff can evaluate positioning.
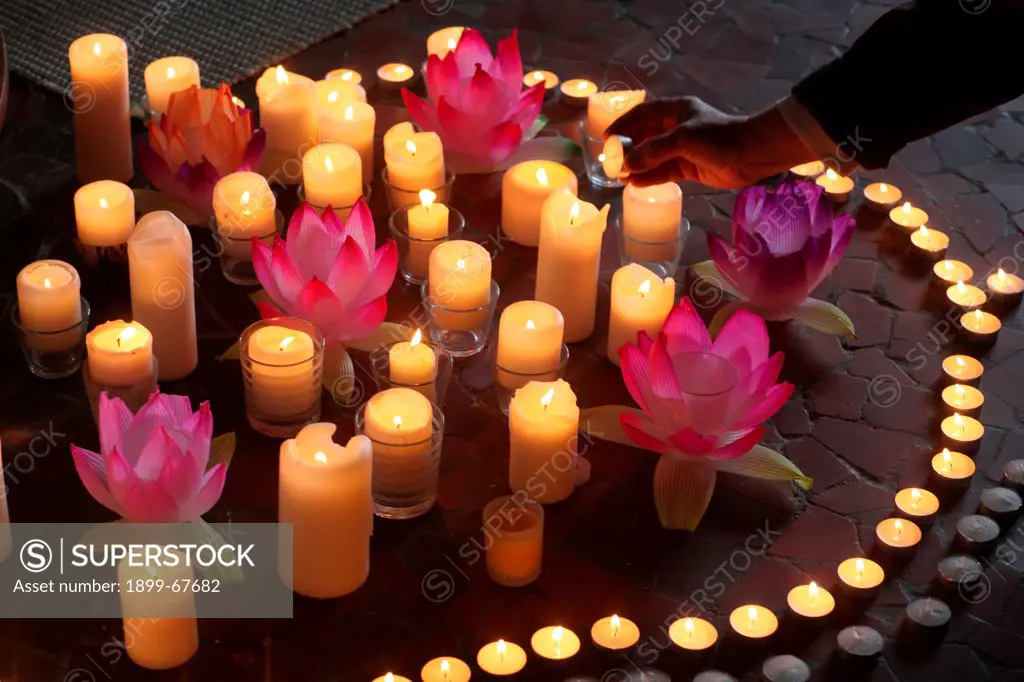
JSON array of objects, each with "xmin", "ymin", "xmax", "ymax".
[
  {"xmin": 420, "ymin": 280, "xmax": 500, "ymax": 358},
  {"xmin": 216, "ymin": 210, "xmax": 284, "ymax": 286},
  {"xmin": 11, "ymin": 299, "xmax": 90, "ymax": 379},
  {"xmin": 369, "ymin": 340, "xmax": 454, "ymax": 407},
  {"xmin": 482, "ymin": 494, "xmax": 545, "ymax": 587},
  {"xmin": 494, "ymin": 343, "xmax": 570, "ymax": 415},
  {"xmin": 355, "ymin": 398, "xmax": 445, "ymax": 519},
  {"xmin": 382, "ymin": 168, "xmax": 456, "ymax": 212},
  {"xmin": 296, "ymin": 183, "xmax": 373, "ymax": 224},
  {"xmin": 388, "ymin": 204, "xmax": 467, "ymax": 286},
  {"xmin": 614, "ymin": 213, "xmax": 691, "ymax": 279},
  {"xmin": 578, "ymin": 120, "xmax": 623, "ymax": 189},
  {"xmin": 240, "ymin": 317, "xmax": 325, "ymax": 438}
]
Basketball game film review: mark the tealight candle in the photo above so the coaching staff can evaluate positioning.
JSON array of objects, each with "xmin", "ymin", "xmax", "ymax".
[
  {"xmin": 960, "ymin": 309, "xmax": 1001, "ymax": 344},
  {"xmin": 986, "ymin": 268, "xmax": 1024, "ymax": 307},
  {"xmin": 786, "ymin": 581, "xmax": 835, "ymax": 620},
  {"xmin": 74, "ymin": 180, "xmax": 135, "ymax": 247},
  {"xmin": 889, "ymin": 201, "xmax": 929, "ymax": 230},
  {"xmin": 622, "ymin": 181, "xmax": 684, "ymax": 262},
  {"xmin": 326, "ymin": 67, "xmax": 362, "ymax": 85},
  {"xmin": 363, "ymin": 388, "xmax": 435, "ymax": 505},
  {"xmin": 377, "ymin": 62, "xmax": 416, "ymax": 87},
  {"xmin": 875, "ymin": 517, "xmax": 922, "ymax": 555},
  {"xmin": 531, "ymin": 625, "xmax": 581, "ymax": 661},
  {"xmin": 143, "ymin": 56, "xmax": 200, "ymax": 115},
  {"xmin": 946, "ymin": 280, "xmax": 986, "ymax": 311},
  {"xmin": 384, "ymin": 123, "xmax": 446, "ymax": 208},
  {"xmin": 900, "ymin": 598, "xmax": 951, "ymax": 646},
  {"xmin": 835, "ymin": 625, "xmax": 883, "ymax": 668},
  {"xmin": 256, "ymin": 66, "xmax": 318, "ymax": 182},
  {"xmin": 941, "ymin": 383, "xmax": 984, "ymax": 418},
  {"xmin": 935, "ymin": 554, "xmax": 983, "ymax": 595},
  {"xmin": 427, "ymin": 239, "xmax": 492, "ymax": 330},
  {"xmin": 837, "ymin": 557, "xmax": 885, "ymax": 598},
  {"xmin": 729, "ymin": 605, "xmax": 778, "ymax": 640},
  {"xmin": 501, "ymin": 161, "xmax": 578, "ymax": 246},
  {"xmin": 372, "ymin": 674, "xmax": 412, "ymax": 682},
  {"xmin": 788, "ymin": 160, "xmax": 825, "ymax": 179},
  {"xmin": 979, "ymin": 486, "xmax": 1022, "ymax": 527},
  {"xmin": 955, "ymin": 514, "xmax": 1000, "ymax": 555},
  {"xmin": 1003, "ymin": 459, "xmax": 1024, "ymax": 493},
  {"xmin": 863, "ymin": 182, "xmax": 903, "ymax": 211},
  {"xmin": 942, "ymin": 354, "xmax": 983, "ymax": 387},
  {"xmin": 426, "ymin": 26, "xmax": 465, "ymax": 58},
  {"xmin": 508, "ymin": 380, "xmax": 579, "ymax": 504},
  {"xmin": 495, "ymin": 300, "xmax": 565, "ymax": 390},
  {"xmin": 482, "ymin": 494, "xmax": 544, "ymax": 587},
  {"xmin": 930, "ymin": 448, "xmax": 976, "ymax": 492},
  {"xmin": 940, "ymin": 413, "xmax": 984, "ymax": 455},
  {"xmin": 69, "ymin": 34, "xmax": 132, "ymax": 183},
  {"xmin": 301, "ymin": 143, "xmax": 363, "ymax": 210},
  {"xmin": 85, "ymin": 320, "xmax": 154, "ymax": 387},
  {"xmin": 762, "ymin": 655, "xmax": 810, "ymax": 682},
  {"xmin": 315, "ymin": 92, "xmax": 374, "ymax": 184},
  {"xmin": 607, "ymin": 264, "xmax": 675, "ymax": 365},
  {"xmin": 477, "ymin": 640, "xmax": 527, "ymax": 676},
  {"xmin": 591, "ymin": 614, "xmax": 641, "ymax": 652},
  {"xmin": 388, "ymin": 328, "xmax": 438, "ymax": 401},
  {"xmin": 815, "ymin": 168, "xmax": 854, "ymax": 203},
  {"xmin": 524, "ymin": 69, "xmax": 559, "ymax": 95},
  {"xmin": 421, "ymin": 657, "xmax": 471, "ymax": 682},
  {"xmin": 17, "ymin": 260, "xmax": 83, "ymax": 352},
  {"xmin": 933, "ymin": 260, "xmax": 974, "ymax": 289},
  {"xmin": 911, "ymin": 225, "xmax": 949, "ymax": 261},
  {"xmin": 406, "ymin": 189, "xmax": 451, "ymax": 278},
  {"xmin": 894, "ymin": 487, "xmax": 940, "ymax": 526},
  {"xmin": 247, "ymin": 325, "xmax": 319, "ymax": 420},
  {"xmin": 560, "ymin": 78, "xmax": 597, "ymax": 106},
  {"xmin": 668, "ymin": 616, "xmax": 718, "ymax": 652},
  {"xmin": 587, "ymin": 89, "xmax": 646, "ymax": 137}
]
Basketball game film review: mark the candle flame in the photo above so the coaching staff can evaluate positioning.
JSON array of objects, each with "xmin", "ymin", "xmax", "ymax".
[
  {"xmin": 419, "ymin": 189, "xmax": 437, "ymax": 210},
  {"xmin": 410, "ymin": 328, "xmax": 423, "ymax": 347},
  {"xmin": 43, "ymin": 278, "xmax": 52, "ymax": 288},
  {"xmin": 974, "ymin": 309, "xmax": 983, "ymax": 322},
  {"xmin": 167, "ymin": 66, "xmax": 176, "ymax": 79},
  {"xmin": 826, "ymin": 168, "xmax": 838, "ymax": 180},
  {"xmin": 327, "ymin": 90, "xmax": 339, "ymax": 104},
  {"xmin": 808, "ymin": 581, "xmax": 819, "ymax": 600},
  {"xmin": 525, "ymin": 319, "xmax": 536, "ymax": 330},
  {"xmin": 998, "ymin": 268, "xmax": 1008, "ymax": 279},
  {"xmin": 314, "ymin": 451, "xmax": 328, "ymax": 464},
  {"xmin": 610, "ymin": 94, "xmax": 626, "ymax": 105},
  {"xmin": 497, "ymin": 640, "xmax": 507, "ymax": 659},
  {"xmin": 638, "ymin": 279, "xmax": 651, "ymax": 297},
  {"xmin": 241, "ymin": 190, "xmax": 251, "ymax": 206},
  {"xmin": 894, "ymin": 519, "xmax": 904, "ymax": 541},
  {"xmin": 341, "ymin": 71, "xmax": 354, "ymax": 81},
  {"xmin": 536, "ymin": 167, "xmax": 549, "ymax": 186},
  {"xmin": 919, "ymin": 225, "xmax": 928, "ymax": 237},
  {"xmin": 855, "ymin": 558, "xmax": 865, "ymax": 579},
  {"xmin": 456, "ymin": 259, "xmax": 466, "ymax": 270},
  {"xmin": 902, "ymin": 202, "xmax": 911, "ymax": 214},
  {"xmin": 684, "ymin": 618, "xmax": 694, "ymax": 637},
  {"xmin": 93, "ymin": 42, "xmax": 102, "ymax": 56},
  {"xmin": 394, "ymin": 64, "xmax": 411, "ymax": 75},
  {"xmin": 406, "ymin": 139, "xmax": 418, "ymax": 156},
  {"xmin": 393, "ymin": 415, "xmax": 403, "ymax": 428},
  {"xmin": 956, "ymin": 356, "xmax": 966, "ymax": 369},
  {"xmin": 911, "ymin": 487, "xmax": 922, "ymax": 509},
  {"xmin": 324, "ymin": 155, "xmax": 335, "ymax": 173},
  {"xmin": 568, "ymin": 201, "xmax": 581, "ymax": 226},
  {"xmin": 447, "ymin": 37, "xmax": 457, "ymax": 50},
  {"xmin": 232, "ymin": 95, "xmax": 246, "ymax": 108},
  {"xmin": 598, "ymin": 153, "xmax": 606, "ymax": 163},
  {"xmin": 747, "ymin": 606, "xmax": 758, "ymax": 625},
  {"xmin": 384, "ymin": 674, "xmax": 394, "ymax": 682},
  {"xmin": 944, "ymin": 260, "xmax": 954, "ymax": 272},
  {"xmin": 117, "ymin": 326, "xmax": 137, "ymax": 348},
  {"xmin": 956, "ymin": 280, "xmax": 966, "ymax": 293},
  {"xmin": 954, "ymin": 413, "xmax": 965, "ymax": 428},
  {"xmin": 540, "ymin": 387, "xmax": 555, "ymax": 410},
  {"xmin": 344, "ymin": 105, "xmax": 354, "ymax": 121},
  {"xmin": 99, "ymin": 197, "xmax": 109, "ymax": 209},
  {"xmin": 530, "ymin": 70, "xmax": 544, "ymax": 82},
  {"xmin": 279, "ymin": 336, "xmax": 296, "ymax": 351},
  {"xmin": 954, "ymin": 384, "xmax": 966, "ymax": 399},
  {"xmin": 610, "ymin": 614, "xmax": 621, "ymax": 637},
  {"xmin": 275, "ymin": 65, "xmax": 288, "ymax": 85},
  {"xmin": 552, "ymin": 626, "xmax": 563, "ymax": 644},
  {"xmin": 880, "ymin": 183, "xmax": 888, "ymax": 193},
  {"xmin": 942, "ymin": 448, "xmax": 953, "ymax": 472},
  {"xmin": 577, "ymin": 81, "xmax": 589, "ymax": 91}
]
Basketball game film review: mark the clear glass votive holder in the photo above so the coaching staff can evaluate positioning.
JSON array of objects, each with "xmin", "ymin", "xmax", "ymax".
[
  {"xmin": 82, "ymin": 357, "xmax": 159, "ymax": 426},
  {"xmin": 215, "ymin": 210, "xmax": 284, "ymax": 286},
  {"xmin": 368, "ymin": 341, "xmax": 455, "ymax": 407},
  {"xmin": 382, "ymin": 168, "xmax": 456, "ymax": 212},
  {"xmin": 494, "ymin": 343, "xmax": 570, "ymax": 416},
  {"xmin": 296, "ymin": 183, "xmax": 373, "ymax": 223},
  {"xmin": 420, "ymin": 280, "xmax": 500, "ymax": 358},
  {"xmin": 240, "ymin": 317, "xmax": 325, "ymax": 438},
  {"xmin": 482, "ymin": 494, "xmax": 545, "ymax": 587},
  {"xmin": 614, "ymin": 213, "xmax": 691, "ymax": 279},
  {"xmin": 11, "ymin": 299, "xmax": 90, "ymax": 379},
  {"xmin": 579, "ymin": 120, "xmax": 623, "ymax": 189},
  {"xmin": 388, "ymin": 204, "xmax": 467, "ymax": 286},
  {"xmin": 355, "ymin": 402, "xmax": 445, "ymax": 519}
]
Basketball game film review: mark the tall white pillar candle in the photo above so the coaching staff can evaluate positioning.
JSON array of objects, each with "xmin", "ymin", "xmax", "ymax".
[{"xmin": 69, "ymin": 34, "xmax": 133, "ymax": 183}]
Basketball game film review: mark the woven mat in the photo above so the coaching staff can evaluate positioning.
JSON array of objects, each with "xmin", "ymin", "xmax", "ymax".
[{"xmin": 1, "ymin": 0, "xmax": 400, "ymax": 106}]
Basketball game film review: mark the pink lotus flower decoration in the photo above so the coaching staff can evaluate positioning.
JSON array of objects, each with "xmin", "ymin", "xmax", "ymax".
[
  {"xmin": 71, "ymin": 392, "xmax": 228, "ymax": 523},
  {"xmin": 695, "ymin": 179, "xmax": 856, "ymax": 336},
  {"xmin": 138, "ymin": 83, "xmax": 265, "ymax": 220},
  {"xmin": 401, "ymin": 29, "xmax": 556, "ymax": 174},
  {"xmin": 253, "ymin": 199, "xmax": 397, "ymax": 343}
]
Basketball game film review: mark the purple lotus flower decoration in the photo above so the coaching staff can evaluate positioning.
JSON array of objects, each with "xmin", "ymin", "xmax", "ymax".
[
  {"xmin": 253, "ymin": 199, "xmax": 397, "ymax": 343},
  {"xmin": 71, "ymin": 392, "xmax": 227, "ymax": 523}
]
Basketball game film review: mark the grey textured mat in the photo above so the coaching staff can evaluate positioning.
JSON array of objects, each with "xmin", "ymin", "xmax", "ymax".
[{"xmin": 0, "ymin": 0, "xmax": 400, "ymax": 105}]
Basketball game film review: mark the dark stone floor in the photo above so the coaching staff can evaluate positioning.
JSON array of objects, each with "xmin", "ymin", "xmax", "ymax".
[{"xmin": 2, "ymin": 0, "xmax": 1024, "ymax": 681}]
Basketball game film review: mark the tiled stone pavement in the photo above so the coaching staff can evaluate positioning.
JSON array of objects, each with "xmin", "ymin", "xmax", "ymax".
[{"xmin": 2, "ymin": 0, "xmax": 1024, "ymax": 680}]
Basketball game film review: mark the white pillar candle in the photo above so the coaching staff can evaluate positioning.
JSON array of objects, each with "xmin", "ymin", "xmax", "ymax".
[
  {"xmin": 16, "ymin": 260, "xmax": 82, "ymax": 352},
  {"xmin": 74, "ymin": 180, "xmax": 135, "ymax": 247},
  {"xmin": 302, "ymin": 143, "xmax": 363, "ymax": 209},
  {"xmin": 316, "ymin": 95, "xmax": 375, "ymax": 184},
  {"xmin": 256, "ymin": 66, "xmax": 318, "ymax": 183},
  {"xmin": 607, "ymin": 264, "xmax": 675, "ymax": 365},
  {"xmin": 509, "ymin": 380, "xmax": 579, "ymax": 504},
  {"xmin": 426, "ymin": 26, "xmax": 465, "ymax": 58},
  {"xmin": 622, "ymin": 182, "xmax": 683, "ymax": 262},
  {"xmin": 128, "ymin": 212, "xmax": 198, "ymax": 381},
  {"xmin": 383, "ymin": 123, "xmax": 445, "ymax": 208},
  {"xmin": 144, "ymin": 56, "xmax": 200, "ymax": 115},
  {"xmin": 536, "ymin": 190, "xmax": 610, "ymax": 342},
  {"xmin": 69, "ymin": 34, "xmax": 132, "ymax": 183},
  {"xmin": 0, "ymin": 444, "xmax": 11, "ymax": 565},
  {"xmin": 213, "ymin": 171, "xmax": 278, "ymax": 259},
  {"xmin": 406, "ymin": 189, "xmax": 450, "ymax": 279},
  {"xmin": 85, "ymin": 320, "xmax": 154, "ymax": 386},
  {"xmin": 428, "ymin": 239, "xmax": 492, "ymax": 331},
  {"xmin": 586, "ymin": 90, "xmax": 646, "ymax": 137},
  {"xmin": 279, "ymin": 423, "xmax": 373, "ymax": 598},
  {"xmin": 496, "ymin": 300, "xmax": 565, "ymax": 389},
  {"xmin": 501, "ymin": 161, "xmax": 578, "ymax": 247},
  {"xmin": 118, "ymin": 555, "xmax": 198, "ymax": 670},
  {"xmin": 247, "ymin": 325, "xmax": 319, "ymax": 420},
  {"xmin": 388, "ymin": 328, "xmax": 438, "ymax": 401}
]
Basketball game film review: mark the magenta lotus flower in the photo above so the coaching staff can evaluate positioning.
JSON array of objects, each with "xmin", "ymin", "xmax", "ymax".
[
  {"xmin": 253, "ymin": 199, "xmax": 397, "ymax": 343},
  {"xmin": 697, "ymin": 179, "xmax": 856, "ymax": 335},
  {"xmin": 70, "ymin": 392, "xmax": 227, "ymax": 523},
  {"xmin": 401, "ymin": 28, "xmax": 546, "ymax": 174}
]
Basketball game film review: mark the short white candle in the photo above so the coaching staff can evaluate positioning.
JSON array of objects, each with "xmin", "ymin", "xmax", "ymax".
[
  {"xmin": 428, "ymin": 240, "xmax": 492, "ymax": 330},
  {"xmin": 74, "ymin": 181, "xmax": 135, "ymax": 247},
  {"xmin": 622, "ymin": 181, "xmax": 683, "ymax": 262},
  {"xmin": 143, "ymin": 56, "xmax": 200, "ymax": 115},
  {"xmin": 85, "ymin": 320, "xmax": 154, "ymax": 386},
  {"xmin": 405, "ymin": 189, "xmax": 450, "ymax": 278},
  {"xmin": 426, "ymin": 26, "xmax": 465, "ymax": 58},
  {"xmin": 247, "ymin": 325, "xmax": 319, "ymax": 419},
  {"xmin": 501, "ymin": 161, "xmax": 578, "ymax": 247},
  {"xmin": 496, "ymin": 300, "xmax": 565, "ymax": 389},
  {"xmin": 607, "ymin": 264, "xmax": 675, "ymax": 365},
  {"xmin": 256, "ymin": 66, "xmax": 318, "ymax": 182},
  {"xmin": 213, "ymin": 172, "xmax": 278, "ymax": 258},
  {"xmin": 383, "ymin": 123, "xmax": 446, "ymax": 209},
  {"xmin": 16, "ymin": 260, "xmax": 82, "ymax": 352},
  {"xmin": 302, "ymin": 144, "xmax": 363, "ymax": 210},
  {"xmin": 509, "ymin": 380, "xmax": 580, "ymax": 504}
]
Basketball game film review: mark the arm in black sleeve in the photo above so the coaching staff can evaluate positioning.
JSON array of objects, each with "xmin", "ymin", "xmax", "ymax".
[{"xmin": 791, "ymin": 0, "xmax": 1024, "ymax": 169}]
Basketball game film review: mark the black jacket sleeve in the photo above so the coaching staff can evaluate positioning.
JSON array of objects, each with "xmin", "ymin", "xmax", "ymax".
[{"xmin": 791, "ymin": 0, "xmax": 1024, "ymax": 169}]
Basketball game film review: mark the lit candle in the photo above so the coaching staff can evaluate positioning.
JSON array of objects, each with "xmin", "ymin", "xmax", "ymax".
[
  {"xmin": 668, "ymin": 616, "xmax": 718, "ymax": 652},
  {"xmin": 85, "ymin": 320, "xmax": 154, "ymax": 387},
  {"xmin": 406, "ymin": 189, "xmax": 451, "ymax": 278},
  {"xmin": 509, "ymin": 380, "xmax": 579, "ymax": 504},
  {"xmin": 933, "ymin": 260, "xmax": 974, "ymax": 288},
  {"xmin": 246, "ymin": 326, "xmax": 319, "ymax": 421},
  {"xmin": 986, "ymin": 268, "xmax": 1024, "ymax": 307},
  {"xmin": 875, "ymin": 517, "xmax": 922, "ymax": 555},
  {"xmin": 477, "ymin": 640, "xmax": 527, "ymax": 676},
  {"xmin": 523, "ymin": 69, "xmax": 559, "ymax": 94},
  {"xmin": 863, "ymin": 182, "xmax": 903, "ymax": 211},
  {"xmin": 535, "ymin": 190, "xmax": 611, "ymax": 342},
  {"xmin": 69, "ymin": 34, "xmax": 132, "ymax": 183},
  {"xmin": 946, "ymin": 280, "xmax": 986, "ymax": 310},
  {"xmin": 315, "ymin": 77, "xmax": 366, "ymax": 105},
  {"xmin": 371, "ymin": 674, "xmax": 412, "ymax": 682},
  {"xmin": 426, "ymin": 26, "xmax": 465, "ymax": 58},
  {"xmin": 608, "ymin": 264, "xmax": 675, "ymax": 365},
  {"xmin": 930, "ymin": 448, "xmax": 975, "ymax": 492},
  {"xmin": 143, "ymin": 56, "xmax": 200, "ymax": 115},
  {"xmin": 128, "ymin": 211, "xmax": 197, "ymax": 381},
  {"xmin": 960, "ymin": 309, "xmax": 1001, "ymax": 344},
  {"xmin": 482, "ymin": 494, "xmax": 544, "ymax": 587},
  {"xmin": 788, "ymin": 161, "xmax": 825, "ymax": 179},
  {"xmin": 941, "ymin": 383, "xmax": 984, "ymax": 418},
  {"xmin": 728, "ymin": 605, "xmax": 778, "ymax": 640},
  {"xmin": 16, "ymin": 260, "xmax": 83, "ymax": 353},
  {"xmin": 362, "ymin": 388, "xmax": 435, "ymax": 509},
  {"xmin": 427, "ymin": 239, "xmax": 492, "ymax": 330},
  {"xmin": 377, "ymin": 62, "xmax": 416, "ymax": 87},
  {"xmin": 600, "ymin": 135, "xmax": 627, "ymax": 179},
  {"xmin": 326, "ymin": 67, "xmax": 363, "ymax": 85},
  {"xmin": 894, "ymin": 487, "xmax": 940, "ymax": 526},
  {"xmin": 420, "ymin": 657, "xmax": 471, "ymax": 682},
  {"xmin": 622, "ymin": 182, "xmax": 684, "ymax": 263},
  {"xmin": 384, "ymin": 123, "xmax": 446, "ymax": 208},
  {"xmin": 837, "ymin": 557, "xmax": 885, "ymax": 597},
  {"xmin": 559, "ymin": 78, "xmax": 597, "ymax": 106},
  {"xmin": 301, "ymin": 143, "xmax": 363, "ymax": 210},
  {"xmin": 889, "ymin": 201, "xmax": 929, "ymax": 231},
  {"xmin": 388, "ymin": 329, "xmax": 438, "ymax": 401},
  {"xmin": 815, "ymin": 168, "xmax": 854, "ymax": 203},
  {"xmin": 495, "ymin": 300, "xmax": 565, "ymax": 390},
  {"xmin": 941, "ymin": 354, "xmax": 983, "ymax": 387},
  {"xmin": 786, "ymin": 581, "xmax": 835, "ymax": 620},
  {"xmin": 586, "ymin": 89, "xmax": 646, "ymax": 137},
  {"xmin": 117, "ymin": 558, "xmax": 198, "ymax": 669},
  {"xmin": 940, "ymin": 413, "xmax": 984, "ymax": 455},
  {"xmin": 212, "ymin": 172, "xmax": 277, "ymax": 259},
  {"xmin": 591, "ymin": 614, "xmax": 641, "ymax": 652},
  {"xmin": 911, "ymin": 225, "xmax": 949, "ymax": 261},
  {"xmin": 256, "ymin": 66, "xmax": 318, "ymax": 183},
  {"xmin": 501, "ymin": 161, "xmax": 578, "ymax": 247},
  {"xmin": 74, "ymin": 180, "xmax": 135, "ymax": 247},
  {"xmin": 279, "ymin": 423, "xmax": 372, "ymax": 598},
  {"xmin": 531, "ymin": 625, "xmax": 581, "ymax": 661},
  {"xmin": 316, "ymin": 93, "xmax": 374, "ymax": 184}
]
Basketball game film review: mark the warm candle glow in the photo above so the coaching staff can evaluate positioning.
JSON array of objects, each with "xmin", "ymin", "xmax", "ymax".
[
  {"xmin": 166, "ymin": 66, "xmax": 176, "ymax": 79},
  {"xmin": 232, "ymin": 95, "xmax": 246, "ymax": 108},
  {"xmin": 911, "ymin": 488, "xmax": 922, "ymax": 508},
  {"xmin": 525, "ymin": 319, "xmax": 536, "ymax": 330},
  {"xmin": 393, "ymin": 415, "xmax": 403, "ymax": 428},
  {"xmin": 314, "ymin": 451, "xmax": 328, "ymax": 464},
  {"xmin": 903, "ymin": 202, "xmax": 911, "ymax": 214},
  {"xmin": 826, "ymin": 169, "xmax": 838, "ymax": 180},
  {"xmin": 324, "ymin": 155, "xmax": 335, "ymax": 173},
  {"xmin": 957, "ymin": 280, "xmax": 966, "ymax": 294},
  {"xmin": 808, "ymin": 581, "xmax": 819, "ymax": 600},
  {"xmin": 638, "ymin": 279, "xmax": 651, "ymax": 297},
  {"xmin": 943, "ymin": 447, "xmax": 954, "ymax": 472},
  {"xmin": 540, "ymin": 387, "xmax": 555, "ymax": 409},
  {"xmin": 43, "ymin": 278, "xmax": 52, "ymax": 289},
  {"xmin": 456, "ymin": 258, "xmax": 466, "ymax": 270},
  {"xmin": 552, "ymin": 626, "xmax": 563, "ymax": 644},
  {"xmin": 116, "ymin": 326, "xmax": 137, "ymax": 348},
  {"xmin": 855, "ymin": 558, "xmax": 865, "ymax": 580},
  {"xmin": 880, "ymin": 183, "xmax": 888, "ymax": 193},
  {"xmin": 685, "ymin": 618, "xmax": 694, "ymax": 638},
  {"xmin": 894, "ymin": 519, "xmax": 904, "ymax": 541},
  {"xmin": 536, "ymin": 167, "xmax": 549, "ymax": 186},
  {"xmin": 577, "ymin": 81, "xmax": 588, "ymax": 91},
  {"xmin": 279, "ymin": 336, "xmax": 296, "ymax": 351},
  {"xmin": 344, "ymin": 105, "xmax": 354, "ymax": 121},
  {"xmin": 99, "ymin": 197, "xmax": 109, "ymax": 209},
  {"xmin": 610, "ymin": 614, "xmax": 620, "ymax": 636},
  {"xmin": 747, "ymin": 606, "xmax": 758, "ymax": 625},
  {"xmin": 568, "ymin": 201, "xmax": 581, "ymax": 225},
  {"xmin": 406, "ymin": 139, "xmax": 418, "ymax": 156},
  {"xmin": 419, "ymin": 189, "xmax": 437, "ymax": 210},
  {"xmin": 440, "ymin": 660, "xmax": 450, "ymax": 677},
  {"xmin": 275, "ymin": 65, "xmax": 288, "ymax": 85},
  {"xmin": 327, "ymin": 90, "xmax": 339, "ymax": 103},
  {"xmin": 385, "ymin": 674, "xmax": 394, "ymax": 682},
  {"xmin": 497, "ymin": 640, "xmax": 506, "ymax": 659},
  {"xmin": 447, "ymin": 37, "xmax": 457, "ymax": 50}
]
